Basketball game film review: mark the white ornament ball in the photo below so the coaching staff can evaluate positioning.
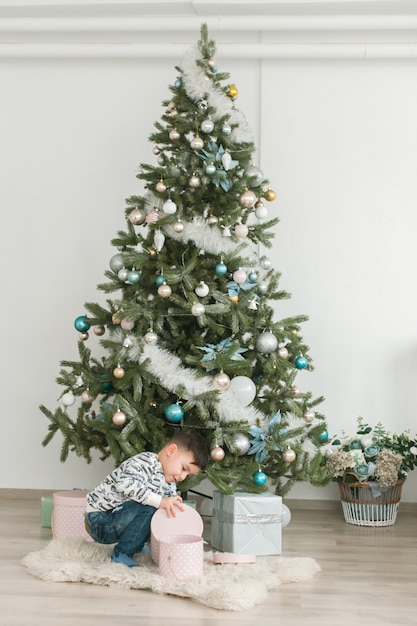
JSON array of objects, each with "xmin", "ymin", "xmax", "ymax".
[
  {"xmin": 260, "ymin": 257, "xmax": 272, "ymax": 270},
  {"xmin": 195, "ymin": 281, "xmax": 209, "ymax": 297},
  {"xmin": 169, "ymin": 129, "xmax": 180, "ymax": 140},
  {"xmin": 62, "ymin": 391, "xmax": 75, "ymax": 406},
  {"xmin": 201, "ymin": 119, "xmax": 214, "ymax": 134},
  {"xmin": 210, "ymin": 446, "xmax": 225, "ymax": 461},
  {"xmin": 278, "ymin": 346, "xmax": 289, "ymax": 359},
  {"xmin": 112, "ymin": 410, "xmax": 127, "ymax": 426},
  {"xmin": 244, "ymin": 165, "xmax": 264, "ymax": 187},
  {"xmin": 162, "ymin": 199, "xmax": 177, "ymax": 215},
  {"xmin": 282, "ymin": 448, "xmax": 296, "ymax": 463},
  {"xmin": 190, "ymin": 136, "xmax": 204, "ymax": 150},
  {"xmin": 233, "ymin": 269, "xmax": 247, "ymax": 284},
  {"xmin": 255, "ymin": 204, "xmax": 268, "ymax": 219},
  {"xmin": 155, "ymin": 180, "xmax": 167, "ymax": 193},
  {"xmin": 191, "ymin": 302, "xmax": 205, "ymax": 317},
  {"xmin": 255, "ymin": 332, "xmax": 278, "ymax": 354},
  {"xmin": 118, "ymin": 268, "xmax": 129, "ymax": 282},
  {"xmin": 189, "ymin": 175, "xmax": 201, "ymax": 188},
  {"xmin": 158, "ymin": 284, "xmax": 172, "ymax": 298},
  {"xmin": 229, "ymin": 375, "xmax": 256, "ymax": 407},
  {"xmin": 173, "ymin": 220, "xmax": 184, "ymax": 233},
  {"xmin": 129, "ymin": 208, "xmax": 146, "ymax": 225},
  {"xmin": 303, "ymin": 409, "xmax": 316, "ymax": 423},
  {"xmin": 144, "ymin": 331, "xmax": 158, "ymax": 345},
  {"xmin": 109, "ymin": 253, "xmax": 124, "ymax": 272},
  {"xmin": 234, "ymin": 223, "xmax": 249, "ymax": 238},
  {"xmin": 239, "ymin": 189, "xmax": 257, "ymax": 208}
]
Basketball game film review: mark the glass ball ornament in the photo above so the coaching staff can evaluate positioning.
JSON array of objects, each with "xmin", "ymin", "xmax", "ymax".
[
  {"xmin": 158, "ymin": 283, "xmax": 172, "ymax": 298},
  {"xmin": 282, "ymin": 448, "xmax": 296, "ymax": 463},
  {"xmin": 113, "ymin": 366, "xmax": 125, "ymax": 379},
  {"xmin": 189, "ymin": 174, "xmax": 201, "ymax": 188},
  {"xmin": 212, "ymin": 371, "xmax": 230, "ymax": 390},
  {"xmin": 278, "ymin": 346, "xmax": 289, "ymax": 359},
  {"xmin": 222, "ymin": 122, "xmax": 232, "ymax": 135},
  {"xmin": 155, "ymin": 275, "xmax": 165, "ymax": 286},
  {"xmin": 144, "ymin": 330, "xmax": 158, "ymax": 345},
  {"xmin": 81, "ymin": 389, "xmax": 94, "ymax": 403},
  {"xmin": 112, "ymin": 410, "xmax": 127, "ymax": 426},
  {"xmin": 295, "ymin": 355, "xmax": 308, "ymax": 370},
  {"xmin": 200, "ymin": 118, "xmax": 214, "ymax": 133},
  {"xmin": 174, "ymin": 78, "xmax": 182, "ymax": 89},
  {"xmin": 61, "ymin": 391, "xmax": 75, "ymax": 406},
  {"xmin": 79, "ymin": 332, "xmax": 89, "ymax": 341},
  {"xmin": 164, "ymin": 403, "xmax": 184, "ymax": 423},
  {"xmin": 258, "ymin": 282, "xmax": 268, "ymax": 294},
  {"xmin": 230, "ymin": 433, "xmax": 250, "ymax": 455},
  {"xmin": 128, "ymin": 208, "xmax": 146, "ymax": 225},
  {"xmin": 205, "ymin": 162, "xmax": 216, "ymax": 175},
  {"xmin": 244, "ymin": 165, "xmax": 264, "ymax": 187},
  {"xmin": 229, "ymin": 375, "xmax": 256, "ymax": 407},
  {"xmin": 255, "ymin": 332, "xmax": 278, "ymax": 354},
  {"xmin": 173, "ymin": 220, "xmax": 184, "ymax": 233},
  {"xmin": 191, "ymin": 302, "xmax": 205, "ymax": 317},
  {"xmin": 155, "ymin": 179, "xmax": 167, "ymax": 193},
  {"xmin": 162, "ymin": 199, "xmax": 177, "ymax": 215},
  {"xmin": 215, "ymin": 261, "xmax": 227, "ymax": 276},
  {"xmin": 248, "ymin": 271, "xmax": 258, "ymax": 283},
  {"xmin": 255, "ymin": 203, "xmax": 268, "ymax": 220},
  {"xmin": 264, "ymin": 188, "xmax": 277, "ymax": 202},
  {"xmin": 303, "ymin": 409, "xmax": 316, "ymax": 423},
  {"xmin": 190, "ymin": 135, "xmax": 204, "ymax": 150},
  {"xmin": 109, "ymin": 253, "xmax": 124, "ymax": 273},
  {"xmin": 260, "ymin": 257, "xmax": 272, "ymax": 270},
  {"xmin": 210, "ymin": 446, "xmax": 225, "ymax": 462},
  {"xmin": 169, "ymin": 128, "xmax": 180, "ymax": 141},
  {"xmin": 153, "ymin": 145, "xmax": 160, "ymax": 155},
  {"xmin": 207, "ymin": 214, "xmax": 218, "ymax": 225},
  {"xmin": 253, "ymin": 471, "xmax": 267, "ymax": 486},
  {"xmin": 318, "ymin": 429, "xmax": 329, "ymax": 443},
  {"xmin": 118, "ymin": 267, "xmax": 129, "ymax": 282},
  {"xmin": 195, "ymin": 281, "xmax": 209, "ymax": 297},
  {"xmin": 239, "ymin": 189, "xmax": 257, "ymax": 208},
  {"xmin": 74, "ymin": 315, "xmax": 90, "ymax": 333},
  {"xmin": 233, "ymin": 268, "xmax": 247, "ymax": 284},
  {"xmin": 94, "ymin": 325, "xmax": 105, "ymax": 336},
  {"xmin": 234, "ymin": 223, "xmax": 249, "ymax": 238},
  {"xmin": 121, "ymin": 318, "xmax": 134, "ymax": 331},
  {"xmin": 292, "ymin": 385, "xmax": 300, "ymax": 397},
  {"xmin": 112, "ymin": 312, "xmax": 122, "ymax": 324},
  {"xmin": 127, "ymin": 270, "xmax": 141, "ymax": 284},
  {"xmin": 281, "ymin": 503, "xmax": 292, "ymax": 528}
]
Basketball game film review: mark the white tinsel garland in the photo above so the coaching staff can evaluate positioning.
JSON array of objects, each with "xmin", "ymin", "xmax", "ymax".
[
  {"xmin": 181, "ymin": 45, "xmax": 254, "ymax": 145},
  {"xmin": 126, "ymin": 340, "xmax": 265, "ymax": 426}
]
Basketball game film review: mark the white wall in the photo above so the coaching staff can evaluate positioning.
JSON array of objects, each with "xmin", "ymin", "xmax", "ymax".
[{"xmin": 1, "ymin": 1, "xmax": 417, "ymax": 501}]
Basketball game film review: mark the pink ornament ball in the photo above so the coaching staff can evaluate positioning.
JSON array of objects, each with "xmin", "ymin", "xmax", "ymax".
[{"xmin": 233, "ymin": 269, "xmax": 247, "ymax": 284}]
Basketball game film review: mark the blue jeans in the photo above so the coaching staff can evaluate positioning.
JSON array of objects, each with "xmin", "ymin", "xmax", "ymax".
[{"xmin": 85, "ymin": 500, "xmax": 156, "ymax": 558}]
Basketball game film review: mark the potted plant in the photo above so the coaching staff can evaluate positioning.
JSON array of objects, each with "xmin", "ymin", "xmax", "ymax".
[{"xmin": 325, "ymin": 417, "xmax": 417, "ymax": 526}]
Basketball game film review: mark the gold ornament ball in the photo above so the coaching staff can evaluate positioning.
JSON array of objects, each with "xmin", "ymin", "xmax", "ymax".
[
  {"xmin": 128, "ymin": 208, "xmax": 146, "ymax": 225},
  {"xmin": 212, "ymin": 371, "xmax": 231, "ymax": 390},
  {"xmin": 210, "ymin": 446, "xmax": 225, "ymax": 462},
  {"xmin": 147, "ymin": 246, "xmax": 158, "ymax": 256},
  {"xmin": 282, "ymin": 448, "xmax": 296, "ymax": 463},
  {"xmin": 79, "ymin": 332, "xmax": 89, "ymax": 341},
  {"xmin": 227, "ymin": 84, "xmax": 238, "ymax": 99},
  {"xmin": 228, "ymin": 294, "xmax": 239, "ymax": 304},
  {"xmin": 264, "ymin": 188, "xmax": 277, "ymax": 202},
  {"xmin": 239, "ymin": 189, "xmax": 257, "ymax": 208},
  {"xmin": 112, "ymin": 313, "xmax": 122, "ymax": 324},
  {"xmin": 113, "ymin": 366, "xmax": 125, "ymax": 379},
  {"xmin": 112, "ymin": 410, "xmax": 127, "ymax": 426},
  {"xmin": 158, "ymin": 283, "xmax": 172, "ymax": 298}
]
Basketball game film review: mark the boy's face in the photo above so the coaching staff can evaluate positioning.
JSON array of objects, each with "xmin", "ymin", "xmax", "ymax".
[{"xmin": 159, "ymin": 443, "xmax": 201, "ymax": 483}]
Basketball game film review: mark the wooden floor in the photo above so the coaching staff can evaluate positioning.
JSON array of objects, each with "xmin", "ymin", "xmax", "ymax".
[{"xmin": 1, "ymin": 489, "xmax": 417, "ymax": 626}]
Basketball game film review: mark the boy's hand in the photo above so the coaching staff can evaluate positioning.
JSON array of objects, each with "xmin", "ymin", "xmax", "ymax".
[{"xmin": 159, "ymin": 495, "xmax": 184, "ymax": 518}]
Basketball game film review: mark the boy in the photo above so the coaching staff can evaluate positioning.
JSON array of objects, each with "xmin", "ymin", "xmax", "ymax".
[{"xmin": 85, "ymin": 430, "xmax": 208, "ymax": 567}]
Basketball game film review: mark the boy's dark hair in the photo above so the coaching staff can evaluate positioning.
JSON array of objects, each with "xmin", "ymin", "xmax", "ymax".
[{"xmin": 168, "ymin": 430, "xmax": 209, "ymax": 470}]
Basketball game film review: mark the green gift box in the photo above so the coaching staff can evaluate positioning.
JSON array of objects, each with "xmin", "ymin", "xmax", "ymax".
[{"xmin": 41, "ymin": 495, "xmax": 53, "ymax": 528}]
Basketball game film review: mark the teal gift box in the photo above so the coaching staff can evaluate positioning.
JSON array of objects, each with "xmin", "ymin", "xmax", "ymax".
[{"xmin": 41, "ymin": 495, "xmax": 53, "ymax": 528}]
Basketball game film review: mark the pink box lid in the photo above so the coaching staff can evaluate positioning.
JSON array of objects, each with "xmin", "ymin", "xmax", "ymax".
[
  {"xmin": 53, "ymin": 490, "xmax": 89, "ymax": 506},
  {"xmin": 151, "ymin": 503, "xmax": 203, "ymax": 541}
]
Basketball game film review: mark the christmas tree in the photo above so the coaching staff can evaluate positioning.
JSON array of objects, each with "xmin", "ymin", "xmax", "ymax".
[{"xmin": 41, "ymin": 25, "xmax": 330, "ymax": 496}]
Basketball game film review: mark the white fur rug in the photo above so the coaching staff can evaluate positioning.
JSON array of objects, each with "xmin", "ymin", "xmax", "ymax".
[{"xmin": 22, "ymin": 539, "xmax": 320, "ymax": 611}]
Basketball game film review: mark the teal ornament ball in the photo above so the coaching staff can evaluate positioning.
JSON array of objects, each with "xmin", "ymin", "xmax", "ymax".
[
  {"xmin": 295, "ymin": 355, "xmax": 308, "ymax": 369},
  {"xmin": 127, "ymin": 270, "xmax": 141, "ymax": 284},
  {"xmin": 248, "ymin": 271, "xmax": 258, "ymax": 283},
  {"xmin": 155, "ymin": 275, "xmax": 165, "ymax": 286},
  {"xmin": 215, "ymin": 262, "xmax": 227, "ymax": 276},
  {"xmin": 174, "ymin": 78, "xmax": 182, "ymax": 89},
  {"xmin": 253, "ymin": 471, "xmax": 267, "ymax": 486},
  {"xmin": 74, "ymin": 315, "xmax": 90, "ymax": 333},
  {"xmin": 318, "ymin": 430, "xmax": 329, "ymax": 443},
  {"xmin": 164, "ymin": 403, "xmax": 184, "ymax": 423}
]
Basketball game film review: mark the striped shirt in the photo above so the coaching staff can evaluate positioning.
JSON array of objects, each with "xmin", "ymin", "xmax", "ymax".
[{"xmin": 85, "ymin": 451, "xmax": 177, "ymax": 512}]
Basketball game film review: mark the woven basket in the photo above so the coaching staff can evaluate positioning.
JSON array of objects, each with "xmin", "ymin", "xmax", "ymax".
[{"xmin": 338, "ymin": 473, "xmax": 404, "ymax": 527}]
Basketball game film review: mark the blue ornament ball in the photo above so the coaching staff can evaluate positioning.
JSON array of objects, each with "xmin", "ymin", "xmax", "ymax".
[
  {"xmin": 295, "ymin": 355, "xmax": 308, "ymax": 369},
  {"xmin": 174, "ymin": 78, "xmax": 182, "ymax": 89},
  {"xmin": 215, "ymin": 262, "xmax": 227, "ymax": 276},
  {"xmin": 155, "ymin": 275, "xmax": 165, "ymax": 286},
  {"xmin": 318, "ymin": 429, "xmax": 329, "ymax": 443},
  {"xmin": 74, "ymin": 315, "xmax": 90, "ymax": 333},
  {"xmin": 164, "ymin": 403, "xmax": 184, "ymax": 423},
  {"xmin": 248, "ymin": 271, "xmax": 258, "ymax": 283},
  {"xmin": 127, "ymin": 270, "xmax": 141, "ymax": 284},
  {"xmin": 253, "ymin": 471, "xmax": 267, "ymax": 486}
]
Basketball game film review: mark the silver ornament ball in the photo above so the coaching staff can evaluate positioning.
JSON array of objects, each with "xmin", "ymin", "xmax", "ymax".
[
  {"xmin": 230, "ymin": 433, "xmax": 251, "ymax": 456},
  {"xmin": 255, "ymin": 332, "xmax": 278, "ymax": 354}
]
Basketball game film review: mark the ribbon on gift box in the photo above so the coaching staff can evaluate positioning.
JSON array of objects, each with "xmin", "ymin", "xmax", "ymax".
[{"xmin": 212, "ymin": 510, "xmax": 282, "ymax": 524}]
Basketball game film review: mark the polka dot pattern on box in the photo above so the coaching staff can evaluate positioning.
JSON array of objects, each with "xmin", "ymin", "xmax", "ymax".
[
  {"xmin": 158, "ymin": 535, "xmax": 203, "ymax": 580},
  {"xmin": 52, "ymin": 491, "xmax": 91, "ymax": 540}
]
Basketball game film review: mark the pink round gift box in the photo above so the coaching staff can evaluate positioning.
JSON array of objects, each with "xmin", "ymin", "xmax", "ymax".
[
  {"xmin": 158, "ymin": 534, "xmax": 204, "ymax": 580},
  {"xmin": 52, "ymin": 490, "xmax": 91, "ymax": 540},
  {"xmin": 150, "ymin": 504, "xmax": 203, "ymax": 564}
]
